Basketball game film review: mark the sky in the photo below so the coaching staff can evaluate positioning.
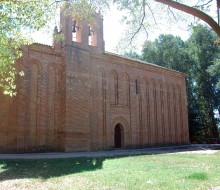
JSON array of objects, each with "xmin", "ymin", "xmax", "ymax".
[
  {"xmin": 32, "ymin": 3, "xmax": 209, "ymax": 54},
  {"xmin": 103, "ymin": 5, "xmax": 190, "ymax": 53}
]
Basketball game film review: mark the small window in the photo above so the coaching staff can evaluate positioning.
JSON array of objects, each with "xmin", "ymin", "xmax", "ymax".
[{"xmin": 135, "ymin": 79, "xmax": 139, "ymax": 94}]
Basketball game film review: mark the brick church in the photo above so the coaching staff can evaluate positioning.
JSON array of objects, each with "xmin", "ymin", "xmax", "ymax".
[{"xmin": 0, "ymin": 8, "xmax": 189, "ymax": 153}]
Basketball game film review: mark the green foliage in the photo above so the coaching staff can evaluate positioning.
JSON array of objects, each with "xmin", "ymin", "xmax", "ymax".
[
  {"xmin": 187, "ymin": 25, "xmax": 220, "ymax": 139},
  {"xmin": 124, "ymin": 51, "xmax": 141, "ymax": 60},
  {"xmin": 208, "ymin": 59, "xmax": 220, "ymax": 87},
  {"xmin": 62, "ymin": 0, "xmax": 109, "ymax": 23},
  {"xmin": 142, "ymin": 34, "xmax": 190, "ymax": 73},
  {"xmin": 0, "ymin": 0, "xmax": 53, "ymax": 95},
  {"xmin": 0, "ymin": 32, "xmax": 30, "ymax": 96}
]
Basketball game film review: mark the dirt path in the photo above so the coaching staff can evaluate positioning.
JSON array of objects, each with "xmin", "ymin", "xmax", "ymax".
[{"xmin": 0, "ymin": 144, "xmax": 219, "ymax": 160}]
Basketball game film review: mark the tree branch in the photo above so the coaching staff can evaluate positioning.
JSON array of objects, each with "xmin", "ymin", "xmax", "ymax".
[
  {"xmin": 129, "ymin": 0, "xmax": 146, "ymax": 44},
  {"xmin": 167, "ymin": 6, "xmax": 178, "ymax": 22},
  {"xmin": 193, "ymin": 0, "xmax": 213, "ymax": 8},
  {"xmin": 155, "ymin": 0, "xmax": 220, "ymax": 37},
  {"xmin": 145, "ymin": 3, "xmax": 158, "ymax": 26}
]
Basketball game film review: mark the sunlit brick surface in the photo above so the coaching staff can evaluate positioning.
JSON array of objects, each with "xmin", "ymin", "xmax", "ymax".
[{"xmin": 0, "ymin": 10, "xmax": 189, "ymax": 153}]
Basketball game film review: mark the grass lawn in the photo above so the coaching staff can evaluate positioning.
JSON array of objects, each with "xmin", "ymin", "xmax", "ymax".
[{"xmin": 0, "ymin": 151, "xmax": 220, "ymax": 190}]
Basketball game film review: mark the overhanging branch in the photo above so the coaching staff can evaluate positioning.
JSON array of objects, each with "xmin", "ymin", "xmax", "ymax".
[{"xmin": 155, "ymin": 0, "xmax": 220, "ymax": 38}]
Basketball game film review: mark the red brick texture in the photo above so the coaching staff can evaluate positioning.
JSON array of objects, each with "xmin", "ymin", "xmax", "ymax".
[{"xmin": 0, "ymin": 11, "xmax": 189, "ymax": 153}]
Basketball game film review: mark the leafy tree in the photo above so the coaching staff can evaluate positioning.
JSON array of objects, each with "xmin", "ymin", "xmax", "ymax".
[
  {"xmin": 207, "ymin": 60, "xmax": 220, "ymax": 118},
  {"xmin": 0, "ymin": 0, "xmax": 53, "ymax": 95},
  {"xmin": 124, "ymin": 51, "xmax": 141, "ymax": 60},
  {"xmin": 187, "ymin": 25, "xmax": 220, "ymax": 138},
  {"xmin": 142, "ymin": 34, "xmax": 190, "ymax": 73}
]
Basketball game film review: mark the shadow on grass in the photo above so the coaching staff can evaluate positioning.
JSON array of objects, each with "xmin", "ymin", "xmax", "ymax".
[{"xmin": 0, "ymin": 157, "xmax": 106, "ymax": 181}]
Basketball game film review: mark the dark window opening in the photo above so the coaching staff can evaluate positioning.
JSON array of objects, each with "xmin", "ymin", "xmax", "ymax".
[
  {"xmin": 114, "ymin": 124, "xmax": 122, "ymax": 148},
  {"xmin": 135, "ymin": 79, "xmax": 139, "ymax": 94}
]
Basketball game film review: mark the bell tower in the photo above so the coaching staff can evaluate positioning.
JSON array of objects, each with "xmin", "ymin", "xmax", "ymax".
[
  {"xmin": 56, "ymin": 7, "xmax": 107, "ymax": 152},
  {"xmin": 58, "ymin": 8, "xmax": 105, "ymax": 53}
]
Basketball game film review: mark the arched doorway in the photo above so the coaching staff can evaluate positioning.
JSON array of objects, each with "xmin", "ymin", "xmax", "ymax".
[{"xmin": 114, "ymin": 124, "xmax": 124, "ymax": 148}]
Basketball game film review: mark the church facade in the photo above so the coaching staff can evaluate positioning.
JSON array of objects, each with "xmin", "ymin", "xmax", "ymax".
[{"xmin": 0, "ymin": 10, "xmax": 189, "ymax": 153}]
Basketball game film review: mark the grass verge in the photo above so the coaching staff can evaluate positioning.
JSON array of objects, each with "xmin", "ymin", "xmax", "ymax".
[{"xmin": 0, "ymin": 151, "xmax": 220, "ymax": 190}]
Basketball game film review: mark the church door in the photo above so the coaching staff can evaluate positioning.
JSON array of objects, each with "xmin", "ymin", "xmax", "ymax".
[{"xmin": 114, "ymin": 124, "xmax": 122, "ymax": 148}]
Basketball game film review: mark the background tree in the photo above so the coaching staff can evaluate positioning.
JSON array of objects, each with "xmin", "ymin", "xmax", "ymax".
[
  {"xmin": 208, "ymin": 59, "xmax": 220, "ymax": 87},
  {"xmin": 187, "ymin": 25, "xmax": 219, "ymax": 139},
  {"xmin": 142, "ymin": 34, "xmax": 189, "ymax": 72}
]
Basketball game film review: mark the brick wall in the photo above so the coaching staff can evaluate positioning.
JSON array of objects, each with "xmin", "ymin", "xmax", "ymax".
[
  {"xmin": 0, "ymin": 10, "xmax": 189, "ymax": 153},
  {"xmin": 0, "ymin": 44, "xmax": 189, "ymax": 153},
  {"xmin": 87, "ymin": 52, "xmax": 189, "ymax": 150},
  {"xmin": 0, "ymin": 45, "xmax": 62, "ymax": 153}
]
